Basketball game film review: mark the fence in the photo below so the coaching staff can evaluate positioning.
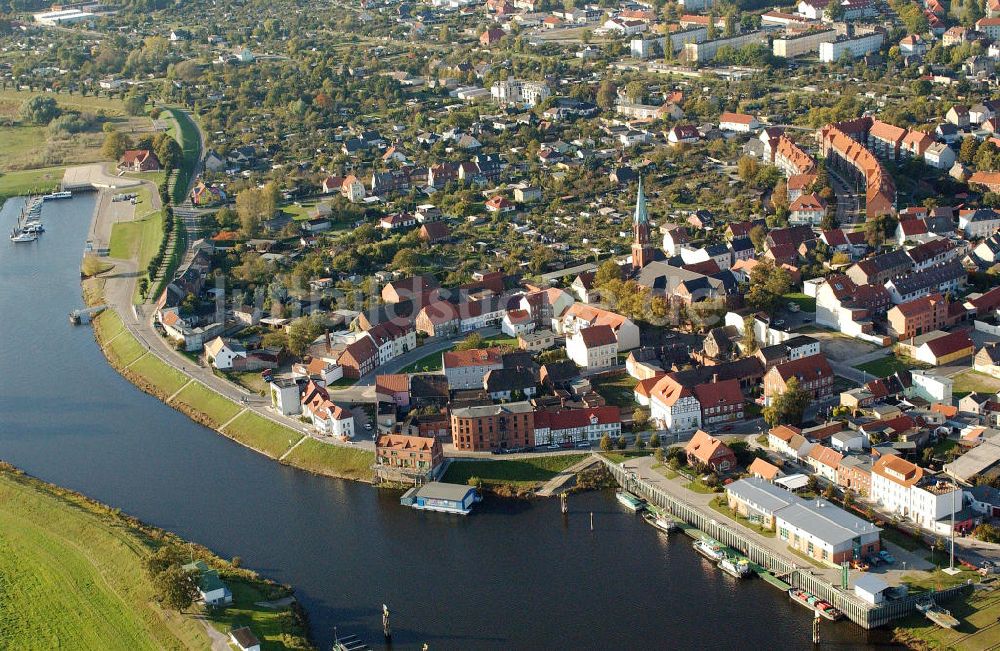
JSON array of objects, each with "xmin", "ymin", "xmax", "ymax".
[{"xmin": 596, "ymin": 454, "xmax": 973, "ymax": 629}]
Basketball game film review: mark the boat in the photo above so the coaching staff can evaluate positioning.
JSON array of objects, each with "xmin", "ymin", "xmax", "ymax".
[
  {"xmin": 693, "ymin": 538, "xmax": 727, "ymax": 562},
  {"xmin": 616, "ymin": 489, "xmax": 645, "ymax": 513},
  {"xmin": 23, "ymin": 222, "xmax": 44, "ymax": 234},
  {"xmin": 788, "ymin": 588, "xmax": 842, "ymax": 620},
  {"xmin": 43, "ymin": 190, "xmax": 72, "ymax": 200},
  {"xmin": 718, "ymin": 555, "xmax": 752, "ymax": 579},
  {"xmin": 642, "ymin": 510, "xmax": 678, "ymax": 533},
  {"xmin": 10, "ymin": 231, "xmax": 37, "ymax": 242},
  {"xmin": 916, "ymin": 597, "xmax": 959, "ymax": 629}
]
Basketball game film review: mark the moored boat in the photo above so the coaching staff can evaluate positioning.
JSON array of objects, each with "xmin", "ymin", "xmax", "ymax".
[
  {"xmin": 642, "ymin": 510, "xmax": 678, "ymax": 533},
  {"xmin": 616, "ymin": 489, "xmax": 645, "ymax": 513},
  {"xmin": 788, "ymin": 588, "xmax": 842, "ymax": 620},
  {"xmin": 10, "ymin": 231, "xmax": 38, "ymax": 242},
  {"xmin": 718, "ymin": 555, "xmax": 752, "ymax": 579},
  {"xmin": 916, "ymin": 597, "xmax": 959, "ymax": 629},
  {"xmin": 693, "ymin": 538, "xmax": 726, "ymax": 562},
  {"xmin": 43, "ymin": 190, "xmax": 72, "ymax": 200}
]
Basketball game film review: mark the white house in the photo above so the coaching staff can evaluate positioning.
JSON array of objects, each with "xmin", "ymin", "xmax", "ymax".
[
  {"xmin": 204, "ymin": 336, "xmax": 246, "ymax": 370},
  {"xmin": 501, "ymin": 309, "xmax": 536, "ymax": 337},
  {"xmin": 871, "ymin": 455, "xmax": 962, "ymax": 531},
  {"xmin": 566, "ymin": 324, "xmax": 618, "ymax": 370},
  {"xmin": 302, "ymin": 382, "xmax": 355, "ymax": 438},
  {"xmin": 718, "ymin": 112, "xmax": 759, "ymax": 133},
  {"xmin": 907, "ymin": 369, "xmax": 954, "ymax": 404},
  {"xmin": 924, "ymin": 142, "xmax": 956, "ymax": 170},
  {"xmin": 649, "ymin": 376, "xmax": 702, "ymax": 433}
]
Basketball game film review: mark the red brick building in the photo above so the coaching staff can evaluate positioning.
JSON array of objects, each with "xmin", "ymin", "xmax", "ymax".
[
  {"xmin": 375, "ymin": 433, "xmax": 444, "ymax": 482},
  {"xmin": 763, "ymin": 354, "xmax": 834, "ymax": 405},
  {"xmin": 338, "ymin": 336, "xmax": 378, "ymax": 379},
  {"xmin": 450, "ymin": 401, "xmax": 535, "ymax": 451},
  {"xmin": 684, "ymin": 429, "xmax": 737, "ymax": 472}
]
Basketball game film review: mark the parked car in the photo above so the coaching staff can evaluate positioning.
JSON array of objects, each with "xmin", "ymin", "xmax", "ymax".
[
  {"xmin": 576, "ymin": 441, "xmax": 592, "ymax": 449},
  {"xmin": 547, "ymin": 444, "xmax": 561, "ymax": 450},
  {"xmin": 879, "ymin": 550, "xmax": 896, "ymax": 565}
]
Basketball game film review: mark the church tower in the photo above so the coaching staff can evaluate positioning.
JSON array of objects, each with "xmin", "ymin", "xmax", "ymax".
[{"xmin": 631, "ymin": 177, "xmax": 655, "ymax": 270}]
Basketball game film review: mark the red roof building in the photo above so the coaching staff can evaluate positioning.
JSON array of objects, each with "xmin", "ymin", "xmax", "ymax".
[{"xmin": 684, "ymin": 429, "xmax": 737, "ymax": 472}]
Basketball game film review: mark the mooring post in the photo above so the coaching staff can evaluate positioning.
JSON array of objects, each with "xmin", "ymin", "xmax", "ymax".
[
  {"xmin": 812, "ymin": 611, "xmax": 820, "ymax": 645},
  {"xmin": 560, "ymin": 492, "xmax": 568, "ymax": 514},
  {"xmin": 590, "ymin": 511, "xmax": 594, "ymax": 531},
  {"xmin": 383, "ymin": 603, "xmax": 391, "ymax": 641}
]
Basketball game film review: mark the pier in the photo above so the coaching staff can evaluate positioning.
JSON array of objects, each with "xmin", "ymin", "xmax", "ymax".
[
  {"xmin": 596, "ymin": 454, "xmax": 973, "ymax": 629},
  {"xmin": 69, "ymin": 305, "xmax": 106, "ymax": 325}
]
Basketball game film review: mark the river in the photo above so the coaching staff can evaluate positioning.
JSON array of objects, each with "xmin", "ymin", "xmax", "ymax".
[{"xmin": 0, "ymin": 195, "xmax": 896, "ymax": 649}]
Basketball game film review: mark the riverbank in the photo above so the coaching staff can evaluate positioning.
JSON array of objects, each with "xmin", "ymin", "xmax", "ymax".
[
  {"xmin": 87, "ymin": 300, "xmax": 376, "ymax": 483},
  {"xmin": 0, "ymin": 461, "xmax": 312, "ymax": 650}
]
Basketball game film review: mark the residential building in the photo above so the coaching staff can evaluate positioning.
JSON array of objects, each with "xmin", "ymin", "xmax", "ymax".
[
  {"xmin": 375, "ymin": 434, "xmax": 445, "ymax": 482},
  {"xmin": 718, "ymin": 112, "xmax": 760, "ymax": 133},
  {"xmin": 566, "ymin": 324, "xmax": 618, "ymax": 370},
  {"xmin": 684, "ymin": 429, "xmax": 737, "ymax": 472},
  {"xmin": 649, "ymin": 375, "xmax": 702, "ymax": 432},
  {"xmin": 301, "ymin": 382, "xmax": 355, "ymax": 438},
  {"xmin": 443, "ymin": 347, "xmax": 504, "ymax": 389},
  {"xmin": 451, "ymin": 401, "xmax": 535, "ymax": 451},
  {"xmin": 871, "ymin": 455, "xmax": 962, "ymax": 531},
  {"xmin": 819, "ymin": 32, "xmax": 884, "ymax": 62},
  {"xmin": 763, "ymin": 354, "xmax": 834, "ymax": 405},
  {"xmin": 886, "ymin": 293, "xmax": 948, "ymax": 339},
  {"xmin": 533, "ymin": 406, "xmax": 622, "ymax": 445},
  {"xmin": 683, "ymin": 32, "xmax": 767, "ymax": 63},
  {"xmin": 772, "ymin": 29, "xmax": 837, "ymax": 58},
  {"xmin": 692, "ymin": 379, "xmax": 745, "ymax": 429},
  {"xmin": 837, "ymin": 455, "xmax": 873, "ymax": 496}
]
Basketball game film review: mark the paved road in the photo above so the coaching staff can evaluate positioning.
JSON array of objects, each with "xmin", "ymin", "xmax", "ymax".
[{"xmin": 828, "ymin": 168, "xmax": 863, "ymax": 226}]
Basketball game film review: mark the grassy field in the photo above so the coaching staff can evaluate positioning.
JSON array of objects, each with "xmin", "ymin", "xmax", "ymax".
[
  {"xmin": 399, "ymin": 347, "xmax": 449, "ymax": 373},
  {"xmin": 222, "ymin": 411, "xmax": 302, "ymax": 458},
  {"xmin": 442, "ymin": 455, "xmax": 587, "ymax": 489},
  {"xmin": 591, "ymin": 374, "xmax": 639, "ymax": 408},
  {"xmin": 0, "ymin": 166, "xmax": 65, "ymax": 201},
  {"xmin": 162, "ymin": 108, "xmax": 200, "ymax": 204},
  {"xmin": 0, "ymin": 463, "xmax": 310, "ymax": 651},
  {"xmin": 895, "ymin": 583, "xmax": 995, "ymax": 649},
  {"xmin": 105, "ymin": 329, "xmax": 148, "ymax": 368},
  {"xmin": 709, "ymin": 496, "xmax": 776, "ymax": 537},
  {"xmin": 94, "ymin": 308, "xmax": 125, "ymax": 340},
  {"xmin": 171, "ymin": 382, "xmax": 242, "ymax": 426},
  {"xmin": 952, "ymin": 370, "xmax": 1000, "ymax": 398},
  {"xmin": 281, "ymin": 438, "xmax": 375, "ymax": 482},
  {"xmin": 854, "ymin": 355, "xmax": 921, "ymax": 379},
  {"xmin": 0, "ymin": 465, "xmax": 214, "ymax": 650},
  {"xmin": 108, "ymin": 192, "xmax": 164, "ymax": 271},
  {"xmin": 0, "ymin": 88, "xmax": 128, "ymax": 116},
  {"xmin": 783, "ymin": 292, "xmax": 817, "ymax": 312},
  {"xmin": 129, "ymin": 354, "xmax": 189, "ymax": 396}
]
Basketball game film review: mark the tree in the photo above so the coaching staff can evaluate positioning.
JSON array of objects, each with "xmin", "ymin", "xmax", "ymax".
[
  {"xmin": 974, "ymin": 523, "xmax": 1000, "ymax": 543},
  {"xmin": 287, "ymin": 316, "xmax": 321, "ymax": 357},
  {"xmin": 143, "ymin": 545, "xmax": 185, "ymax": 578},
  {"xmin": 737, "ymin": 155, "xmax": 760, "ymax": 183},
  {"xmin": 600, "ymin": 433, "xmax": 613, "ymax": 451},
  {"xmin": 596, "ymin": 79, "xmax": 617, "ymax": 110},
  {"xmin": 762, "ymin": 376, "xmax": 812, "ymax": 427},
  {"xmin": 454, "ymin": 332, "xmax": 485, "ymax": 350},
  {"xmin": 153, "ymin": 565, "xmax": 199, "ymax": 612},
  {"xmin": 864, "ymin": 213, "xmax": 897, "ymax": 248},
  {"xmin": 648, "ymin": 432, "xmax": 661, "ymax": 448},
  {"xmin": 741, "ymin": 315, "xmax": 758, "ymax": 353},
  {"xmin": 616, "ymin": 435, "xmax": 628, "ymax": 450},
  {"xmin": 633, "ymin": 407, "xmax": 649, "ymax": 433},
  {"xmin": 152, "ymin": 132, "xmax": 182, "ymax": 169},
  {"xmin": 749, "ymin": 224, "xmax": 767, "ymax": 252},
  {"xmin": 101, "ymin": 130, "xmax": 132, "ymax": 161},
  {"xmin": 634, "ymin": 433, "xmax": 645, "ymax": 449},
  {"xmin": 745, "ymin": 260, "xmax": 791, "ymax": 315},
  {"xmin": 235, "ymin": 184, "xmax": 278, "ymax": 237},
  {"xmin": 124, "ymin": 92, "xmax": 148, "ymax": 116},
  {"xmin": 823, "ymin": 482, "xmax": 835, "ymax": 500},
  {"xmin": 19, "ymin": 95, "xmax": 61, "ymax": 125},
  {"xmin": 654, "ymin": 447, "xmax": 665, "ymax": 463},
  {"xmin": 960, "ymin": 136, "xmax": 979, "ymax": 165},
  {"xmin": 593, "ymin": 259, "xmax": 622, "ymax": 288}
]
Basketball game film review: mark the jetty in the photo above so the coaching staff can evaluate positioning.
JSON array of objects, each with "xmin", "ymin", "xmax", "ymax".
[
  {"xmin": 70, "ymin": 305, "xmax": 106, "ymax": 325},
  {"xmin": 333, "ymin": 633, "xmax": 370, "ymax": 651},
  {"xmin": 596, "ymin": 454, "xmax": 972, "ymax": 629}
]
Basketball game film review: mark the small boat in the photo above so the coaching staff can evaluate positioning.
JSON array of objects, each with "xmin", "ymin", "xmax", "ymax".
[
  {"xmin": 10, "ymin": 231, "xmax": 37, "ymax": 242},
  {"xmin": 693, "ymin": 538, "xmax": 727, "ymax": 562},
  {"xmin": 43, "ymin": 190, "xmax": 72, "ymax": 200},
  {"xmin": 23, "ymin": 222, "xmax": 44, "ymax": 234},
  {"xmin": 788, "ymin": 588, "xmax": 842, "ymax": 620},
  {"xmin": 642, "ymin": 510, "xmax": 678, "ymax": 533},
  {"xmin": 616, "ymin": 489, "xmax": 645, "ymax": 513},
  {"xmin": 718, "ymin": 555, "xmax": 752, "ymax": 579},
  {"xmin": 916, "ymin": 597, "xmax": 959, "ymax": 629}
]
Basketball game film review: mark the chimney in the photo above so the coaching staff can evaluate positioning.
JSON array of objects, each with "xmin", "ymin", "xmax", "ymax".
[
  {"xmin": 325, "ymin": 329, "xmax": 332, "ymax": 352},
  {"xmin": 712, "ymin": 373, "xmax": 718, "ymax": 383}
]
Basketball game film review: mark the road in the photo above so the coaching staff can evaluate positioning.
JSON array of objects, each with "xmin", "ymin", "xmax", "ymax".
[{"xmin": 828, "ymin": 167, "xmax": 863, "ymax": 226}]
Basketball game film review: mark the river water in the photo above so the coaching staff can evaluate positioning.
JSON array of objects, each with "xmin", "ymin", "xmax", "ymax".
[{"xmin": 0, "ymin": 196, "xmax": 896, "ymax": 650}]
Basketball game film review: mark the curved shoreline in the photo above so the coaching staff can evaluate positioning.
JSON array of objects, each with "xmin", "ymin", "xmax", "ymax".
[{"xmin": 87, "ymin": 302, "xmax": 376, "ymax": 483}]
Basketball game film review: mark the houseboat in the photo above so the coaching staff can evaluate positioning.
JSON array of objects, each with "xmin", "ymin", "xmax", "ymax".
[
  {"xmin": 642, "ymin": 510, "xmax": 678, "ymax": 533},
  {"xmin": 616, "ymin": 489, "xmax": 645, "ymax": 512},
  {"xmin": 718, "ymin": 555, "xmax": 752, "ymax": 579},
  {"xmin": 788, "ymin": 588, "xmax": 842, "ymax": 620},
  {"xmin": 693, "ymin": 538, "xmax": 726, "ymax": 562},
  {"xmin": 43, "ymin": 190, "xmax": 72, "ymax": 200},
  {"xmin": 400, "ymin": 482, "xmax": 480, "ymax": 515}
]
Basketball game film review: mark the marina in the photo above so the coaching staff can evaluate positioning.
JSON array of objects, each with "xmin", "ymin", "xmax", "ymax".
[{"xmin": 9, "ymin": 196, "xmax": 44, "ymax": 243}]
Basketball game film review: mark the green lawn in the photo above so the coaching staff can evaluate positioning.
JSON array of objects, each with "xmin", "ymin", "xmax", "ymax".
[
  {"xmin": 0, "ymin": 166, "xmax": 64, "ymax": 201},
  {"xmin": 0, "ymin": 125, "xmax": 47, "ymax": 169},
  {"xmin": 482, "ymin": 333, "xmax": 519, "ymax": 347},
  {"xmin": 683, "ymin": 478, "xmax": 719, "ymax": 494},
  {"xmin": 129, "ymin": 354, "xmax": 189, "ymax": 396},
  {"xmin": 171, "ymin": 382, "xmax": 242, "ymax": 426},
  {"xmin": 399, "ymin": 347, "xmax": 450, "ymax": 374},
  {"xmin": 205, "ymin": 578, "xmax": 311, "ymax": 650},
  {"xmin": 895, "ymin": 583, "xmax": 995, "ymax": 650},
  {"xmin": 0, "ymin": 466, "xmax": 213, "ymax": 650},
  {"xmin": 93, "ymin": 309, "xmax": 125, "ymax": 341},
  {"xmin": 854, "ymin": 355, "xmax": 921, "ymax": 379},
  {"xmin": 880, "ymin": 526, "xmax": 922, "ymax": 552},
  {"xmin": 162, "ymin": 108, "xmax": 200, "ymax": 204},
  {"xmin": 222, "ymin": 411, "xmax": 302, "ymax": 458},
  {"xmin": 591, "ymin": 374, "xmax": 639, "ymax": 409},
  {"xmin": 952, "ymin": 370, "xmax": 1000, "ymax": 398},
  {"xmin": 442, "ymin": 455, "xmax": 586, "ymax": 489},
  {"xmin": 281, "ymin": 438, "xmax": 375, "ymax": 482},
  {"xmin": 0, "ymin": 88, "xmax": 127, "ymax": 116},
  {"xmin": 601, "ymin": 450, "xmax": 653, "ymax": 464},
  {"xmin": 783, "ymin": 292, "xmax": 816, "ymax": 312},
  {"xmin": 226, "ymin": 371, "xmax": 270, "ymax": 395},
  {"xmin": 106, "ymin": 331, "xmax": 147, "ymax": 368}
]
